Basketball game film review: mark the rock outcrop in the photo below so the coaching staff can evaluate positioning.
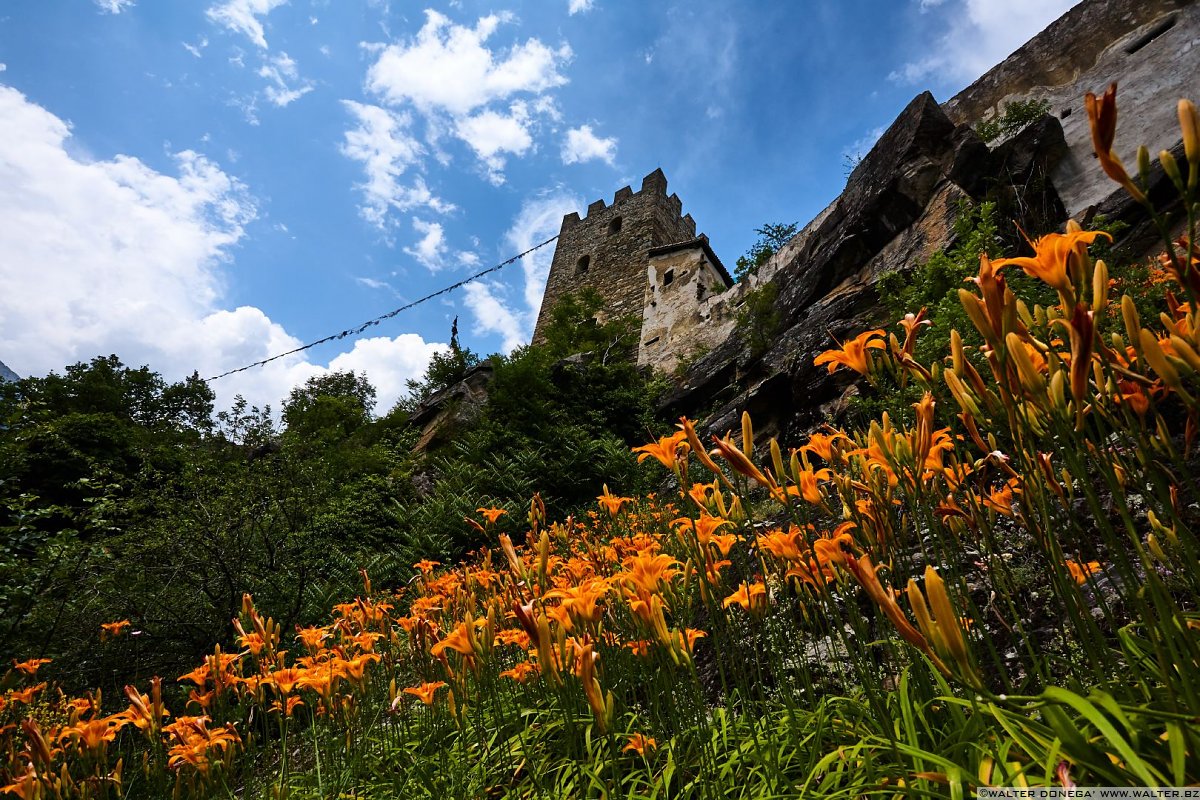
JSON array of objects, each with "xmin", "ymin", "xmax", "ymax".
[
  {"xmin": 660, "ymin": 90, "xmax": 1158, "ymax": 444},
  {"xmin": 408, "ymin": 361, "xmax": 495, "ymax": 453}
]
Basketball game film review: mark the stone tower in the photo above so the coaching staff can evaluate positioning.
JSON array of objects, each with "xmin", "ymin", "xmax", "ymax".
[{"xmin": 532, "ymin": 169, "xmax": 706, "ymax": 343}]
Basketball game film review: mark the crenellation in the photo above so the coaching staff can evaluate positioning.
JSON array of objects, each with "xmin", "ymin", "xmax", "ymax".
[
  {"xmin": 531, "ymin": 168, "xmax": 709, "ymax": 345},
  {"xmin": 667, "ymin": 193, "xmax": 682, "ymax": 217},
  {"xmin": 682, "ymin": 214, "xmax": 696, "ymax": 237},
  {"xmin": 641, "ymin": 168, "xmax": 668, "ymax": 194}
]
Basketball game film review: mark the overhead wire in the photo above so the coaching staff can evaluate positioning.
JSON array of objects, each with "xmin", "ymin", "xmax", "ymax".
[{"xmin": 205, "ymin": 233, "xmax": 559, "ymax": 381}]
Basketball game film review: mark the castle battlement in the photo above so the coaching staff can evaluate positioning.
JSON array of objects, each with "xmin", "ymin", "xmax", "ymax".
[{"xmin": 532, "ymin": 169, "xmax": 701, "ymax": 343}]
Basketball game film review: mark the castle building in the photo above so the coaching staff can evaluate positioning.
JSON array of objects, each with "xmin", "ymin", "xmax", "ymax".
[{"xmin": 531, "ymin": 169, "xmax": 733, "ymax": 370}]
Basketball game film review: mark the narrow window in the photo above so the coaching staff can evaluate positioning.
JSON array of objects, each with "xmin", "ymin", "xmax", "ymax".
[
  {"xmin": 576, "ymin": 255, "xmax": 590, "ymax": 274},
  {"xmin": 645, "ymin": 336, "xmax": 660, "ymax": 346},
  {"xmin": 1059, "ymin": 107, "xmax": 1072, "ymax": 119},
  {"xmin": 663, "ymin": 269, "xmax": 675, "ymax": 287},
  {"xmin": 608, "ymin": 216, "xmax": 623, "ymax": 235},
  {"xmin": 1125, "ymin": 15, "xmax": 1176, "ymax": 55}
]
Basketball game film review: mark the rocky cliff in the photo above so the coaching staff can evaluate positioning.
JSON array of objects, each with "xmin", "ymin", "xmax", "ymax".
[{"xmin": 660, "ymin": 91, "xmax": 1178, "ymax": 444}]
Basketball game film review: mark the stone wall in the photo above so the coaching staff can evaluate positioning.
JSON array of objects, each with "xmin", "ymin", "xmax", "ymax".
[
  {"xmin": 531, "ymin": 169, "xmax": 699, "ymax": 344},
  {"xmin": 638, "ymin": 238, "xmax": 735, "ymax": 373},
  {"xmin": 942, "ymin": 0, "xmax": 1199, "ymax": 215}
]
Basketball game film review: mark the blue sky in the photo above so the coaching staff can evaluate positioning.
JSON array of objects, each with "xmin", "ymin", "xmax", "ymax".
[{"xmin": 0, "ymin": 0, "xmax": 1074, "ymax": 411}]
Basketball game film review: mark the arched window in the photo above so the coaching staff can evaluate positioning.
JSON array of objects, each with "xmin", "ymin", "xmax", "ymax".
[
  {"xmin": 576, "ymin": 255, "xmax": 590, "ymax": 274},
  {"xmin": 608, "ymin": 217, "xmax": 622, "ymax": 235}
]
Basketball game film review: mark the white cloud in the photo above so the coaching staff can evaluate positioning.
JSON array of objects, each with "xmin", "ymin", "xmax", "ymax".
[
  {"xmin": 843, "ymin": 125, "xmax": 886, "ymax": 163},
  {"xmin": 404, "ymin": 218, "xmax": 448, "ymax": 269},
  {"xmin": 95, "ymin": 0, "xmax": 135, "ymax": 13},
  {"xmin": 459, "ymin": 188, "xmax": 581, "ymax": 351},
  {"xmin": 366, "ymin": 10, "xmax": 570, "ymax": 116},
  {"xmin": 454, "ymin": 104, "xmax": 533, "ymax": 182},
  {"xmin": 561, "ymin": 124, "xmax": 616, "ymax": 166},
  {"xmin": 359, "ymin": 10, "xmax": 571, "ymax": 183},
  {"xmin": 207, "ymin": 0, "xmax": 289, "ymax": 49},
  {"xmin": 890, "ymin": 0, "xmax": 1076, "ymax": 85},
  {"xmin": 258, "ymin": 51, "xmax": 314, "ymax": 107},
  {"xmin": 340, "ymin": 100, "xmax": 453, "ymax": 227},
  {"xmin": 0, "ymin": 85, "xmax": 443, "ymax": 412},
  {"xmin": 183, "ymin": 38, "xmax": 209, "ymax": 58},
  {"xmin": 325, "ymin": 335, "xmax": 448, "ymax": 411},
  {"xmin": 568, "ymin": 0, "xmax": 594, "ymax": 14},
  {"xmin": 356, "ymin": 276, "xmax": 392, "ymax": 291},
  {"xmin": 463, "ymin": 282, "xmax": 525, "ymax": 352},
  {"xmin": 402, "ymin": 217, "xmax": 477, "ymax": 271}
]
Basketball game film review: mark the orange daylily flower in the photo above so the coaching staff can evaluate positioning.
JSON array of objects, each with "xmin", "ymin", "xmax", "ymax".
[
  {"xmin": 270, "ymin": 696, "xmax": 305, "ymax": 717},
  {"xmin": 814, "ymin": 329, "xmax": 887, "ymax": 376},
  {"xmin": 267, "ymin": 668, "xmax": 305, "ymax": 696},
  {"xmin": 403, "ymin": 681, "xmax": 447, "ymax": 705},
  {"xmin": 672, "ymin": 512, "xmax": 732, "ymax": 545},
  {"xmin": 992, "ymin": 230, "xmax": 1111, "ymax": 295},
  {"xmin": 12, "ymin": 659, "xmax": 51, "ymax": 676},
  {"xmin": 500, "ymin": 662, "xmax": 538, "ymax": 683},
  {"xmin": 295, "ymin": 626, "xmax": 329, "ymax": 653},
  {"xmin": 476, "ymin": 507, "xmax": 507, "ymax": 524},
  {"xmin": 431, "ymin": 621, "xmax": 476, "ymax": 658},
  {"xmin": 597, "ymin": 485, "xmax": 634, "ymax": 516},
  {"xmin": 61, "ymin": 715, "xmax": 129, "ymax": 752},
  {"xmin": 546, "ymin": 578, "xmax": 609, "ymax": 625},
  {"xmin": 623, "ymin": 733, "xmax": 657, "ymax": 756},
  {"xmin": 1066, "ymin": 559, "xmax": 1103, "ymax": 585},
  {"xmin": 897, "ymin": 308, "xmax": 931, "ymax": 356},
  {"xmin": 632, "ymin": 430, "xmax": 690, "ymax": 472},
  {"xmin": 622, "ymin": 552, "xmax": 680, "ymax": 595},
  {"xmin": 801, "ymin": 431, "xmax": 848, "ymax": 462},
  {"xmin": 1085, "ymin": 83, "xmax": 1147, "ymax": 204},
  {"xmin": 7, "ymin": 683, "xmax": 47, "ymax": 704},
  {"xmin": 100, "ymin": 619, "xmax": 132, "ymax": 640},
  {"xmin": 722, "ymin": 581, "xmax": 767, "ymax": 615}
]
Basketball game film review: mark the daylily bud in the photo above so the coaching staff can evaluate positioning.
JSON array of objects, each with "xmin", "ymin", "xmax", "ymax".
[
  {"xmin": 1179, "ymin": 99, "xmax": 1199, "ymax": 189},
  {"xmin": 1049, "ymin": 370, "xmax": 1068, "ymax": 412},
  {"xmin": 741, "ymin": 411, "xmax": 754, "ymax": 461},
  {"xmin": 1092, "ymin": 259, "xmax": 1109, "ymax": 313},
  {"xmin": 1139, "ymin": 329, "xmax": 1182, "ymax": 390},
  {"xmin": 770, "ymin": 438, "xmax": 785, "ymax": 488},
  {"xmin": 950, "ymin": 329, "xmax": 966, "ymax": 375},
  {"xmin": 1137, "ymin": 145, "xmax": 1151, "ymax": 183},
  {"xmin": 1122, "ymin": 295, "xmax": 1142, "ymax": 347},
  {"xmin": 945, "ymin": 369, "xmax": 981, "ymax": 418},
  {"xmin": 1007, "ymin": 332, "xmax": 1046, "ymax": 395},
  {"xmin": 1147, "ymin": 533, "xmax": 1169, "ymax": 564},
  {"xmin": 1160, "ymin": 150, "xmax": 1184, "ymax": 191},
  {"xmin": 1170, "ymin": 335, "xmax": 1200, "ymax": 374}
]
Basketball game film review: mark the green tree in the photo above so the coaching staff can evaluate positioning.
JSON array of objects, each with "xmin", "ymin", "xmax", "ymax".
[{"xmin": 734, "ymin": 222, "xmax": 799, "ymax": 282}]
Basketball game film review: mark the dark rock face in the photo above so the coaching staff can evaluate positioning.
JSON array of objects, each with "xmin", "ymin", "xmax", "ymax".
[
  {"xmin": 0, "ymin": 360, "xmax": 18, "ymax": 383},
  {"xmin": 661, "ymin": 93, "xmax": 1081, "ymax": 443},
  {"xmin": 409, "ymin": 361, "xmax": 495, "ymax": 453}
]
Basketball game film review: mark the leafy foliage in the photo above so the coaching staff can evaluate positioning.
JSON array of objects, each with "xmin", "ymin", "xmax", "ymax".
[
  {"xmin": 734, "ymin": 282, "xmax": 781, "ymax": 356},
  {"xmin": 733, "ymin": 222, "xmax": 798, "ymax": 282},
  {"xmin": 975, "ymin": 97, "xmax": 1052, "ymax": 143}
]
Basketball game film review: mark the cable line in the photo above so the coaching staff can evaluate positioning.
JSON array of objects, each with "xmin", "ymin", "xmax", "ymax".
[{"xmin": 206, "ymin": 234, "xmax": 559, "ymax": 381}]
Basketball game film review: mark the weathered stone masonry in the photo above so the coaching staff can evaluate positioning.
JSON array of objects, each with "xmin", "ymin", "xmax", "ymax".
[{"xmin": 531, "ymin": 169, "xmax": 703, "ymax": 344}]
